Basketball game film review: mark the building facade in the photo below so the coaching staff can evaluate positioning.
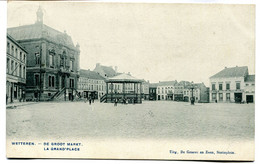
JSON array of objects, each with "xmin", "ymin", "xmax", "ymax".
[
  {"xmin": 141, "ymin": 81, "xmax": 150, "ymax": 100},
  {"xmin": 78, "ymin": 69, "xmax": 106, "ymax": 99},
  {"xmin": 244, "ymin": 75, "xmax": 255, "ymax": 103},
  {"xmin": 183, "ymin": 82, "xmax": 209, "ymax": 103},
  {"xmin": 209, "ymin": 66, "xmax": 254, "ymax": 103},
  {"xmin": 156, "ymin": 81, "xmax": 177, "ymax": 100},
  {"xmin": 149, "ymin": 83, "xmax": 158, "ymax": 100},
  {"xmin": 7, "ymin": 7, "xmax": 80, "ymax": 101},
  {"xmin": 6, "ymin": 34, "xmax": 27, "ymax": 103}
]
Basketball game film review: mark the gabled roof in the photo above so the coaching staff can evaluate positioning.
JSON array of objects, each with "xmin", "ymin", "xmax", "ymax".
[
  {"xmin": 245, "ymin": 75, "xmax": 255, "ymax": 82},
  {"xmin": 157, "ymin": 80, "xmax": 178, "ymax": 86},
  {"xmin": 149, "ymin": 83, "xmax": 159, "ymax": 88},
  {"xmin": 100, "ymin": 65, "xmax": 117, "ymax": 77},
  {"xmin": 7, "ymin": 23, "xmax": 75, "ymax": 48},
  {"xmin": 210, "ymin": 66, "xmax": 248, "ymax": 79},
  {"xmin": 79, "ymin": 69, "xmax": 105, "ymax": 80},
  {"xmin": 106, "ymin": 73, "xmax": 144, "ymax": 83}
]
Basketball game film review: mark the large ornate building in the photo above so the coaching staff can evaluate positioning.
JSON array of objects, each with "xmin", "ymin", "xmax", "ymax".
[
  {"xmin": 7, "ymin": 7, "xmax": 80, "ymax": 101},
  {"xmin": 6, "ymin": 34, "xmax": 27, "ymax": 103}
]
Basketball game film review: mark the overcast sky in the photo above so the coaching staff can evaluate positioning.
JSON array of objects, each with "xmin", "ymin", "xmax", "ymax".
[{"xmin": 7, "ymin": 1, "xmax": 255, "ymax": 85}]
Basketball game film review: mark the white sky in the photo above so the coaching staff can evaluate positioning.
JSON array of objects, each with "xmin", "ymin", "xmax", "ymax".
[{"xmin": 7, "ymin": 1, "xmax": 255, "ymax": 85}]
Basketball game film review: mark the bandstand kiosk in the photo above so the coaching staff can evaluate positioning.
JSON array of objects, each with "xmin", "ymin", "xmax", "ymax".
[{"xmin": 100, "ymin": 73, "xmax": 144, "ymax": 104}]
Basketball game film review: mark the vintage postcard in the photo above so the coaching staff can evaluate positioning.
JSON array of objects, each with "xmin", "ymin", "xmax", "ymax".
[{"xmin": 6, "ymin": 1, "xmax": 255, "ymax": 161}]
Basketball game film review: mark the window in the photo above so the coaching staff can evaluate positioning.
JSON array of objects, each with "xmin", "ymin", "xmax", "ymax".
[
  {"xmin": 20, "ymin": 52, "xmax": 22, "ymax": 61},
  {"xmin": 15, "ymin": 48, "xmax": 18, "ymax": 58},
  {"xmin": 226, "ymin": 83, "xmax": 230, "ymax": 90},
  {"xmin": 35, "ymin": 74, "xmax": 39, "ymax": 86},
  {"xmin": 60, "ymin": 57, "xmax": 64, "ymax": 67},
  {"xmin": 212, "ymin": 84, "xmax": 216, "ymax": 90},
  {"xmin": 49, "ymin": 55, "xmax": 54, "ymax": 67},
  {"xmin": 14, "ymin": 62, "xmax": 17, "ymax": 76},
  {"xmin": 49, "ymin": 75, "xmax": 55, "ymax": 87},
  {"xmin": 23, "ymin": 66, "xmax": 25, "ymax": 78},
  {"xmin": 7, "ymin": 42, "xmax": 10, "ymax": 54},
  {"xmin": 219, "ymin": 84, "xmax": 222, "ymax": 90},
  {"xmin": 70, "ymin": 60, "xmax": 73, "ymax": 71},
  {"xmin": 19, "ymin": 65, "xmax": 22, "ymax": 77},
  {"xmin": 35, "ymin": 53, "xmax": 40, "ymax": 65},
  {"xmin": 212, "ymin": 93, "xmax": 216, "ymax": 100},
  {"xmin": 11, "ymin": 61, "xmax": 14, "ymax": 73},
  {"xmin": 219, "ymin": 93, "xmax": 223, "ymax": 101},
  {"xmin": 70, "ymin": 79, "xmax": 74, "ymax": 88},
  {"xmin": 6, "ymin": 58, "xmax": 9, "ymax": 73},
  {"xmin": 236, "ymin": 82, "xmax": 240, "ymax": 90},
  {"xmin": 226, "ymin": 93, "xmax": 230, "ymax": 101},
  {"xmin": 11, "ymin": 45, "xmax": 14, "ymax": 56}
]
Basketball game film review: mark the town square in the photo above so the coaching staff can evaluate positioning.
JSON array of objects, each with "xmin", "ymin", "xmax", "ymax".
[
  {"xmin": 5, "ymin": 1, "xmax": 255, "ymax": 160},
  {"xmin": 7, "ymin": 101, "xmax": 254, "ymax": 141}
]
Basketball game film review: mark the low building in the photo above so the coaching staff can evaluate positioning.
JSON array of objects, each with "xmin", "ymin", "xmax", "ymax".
[
  {"xmin": 6, "ymin": 34, "xmax": 27, "ymax": 103},
  {"xmin": 78, "ymin": 69, "xmax": 106, "ymax": 99},
  {"xmin": 209, "ymin": 66, "xmax": 254, "ymax": 103}
]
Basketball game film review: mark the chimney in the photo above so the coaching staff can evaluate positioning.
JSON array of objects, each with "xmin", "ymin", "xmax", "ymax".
[
  {"xmin": 115, "ymin": 66, "xmax": 118, "ymax": 73},
  {"xmin": 225, "ymin": 66, "xmax": 227, "ymax": 69},
  {"xmin": 96, "ymin": 63, "xmax": 100, "ymax": 67}
]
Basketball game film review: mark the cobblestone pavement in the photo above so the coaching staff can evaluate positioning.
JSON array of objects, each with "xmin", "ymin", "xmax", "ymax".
[{"xmin": 6, "ymin": 101, "xmax": 254, "ymax": 141}]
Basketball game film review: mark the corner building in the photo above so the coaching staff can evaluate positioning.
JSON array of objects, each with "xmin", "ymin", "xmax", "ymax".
[
  {"xmin": 7, "ymin": 7, "xmax": 80, "ymax": 101},
  {"xmin": 6, "ymin": 34, "xmax": 27, "ymax": 103},
  {"xmin": 209, "ymin": 66, "xmax": 254, "ymax": 103}
]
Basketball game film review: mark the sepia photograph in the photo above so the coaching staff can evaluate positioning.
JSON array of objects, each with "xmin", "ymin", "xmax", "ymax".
[{"xmin": 5, "ymin": 1, "xmax": 255, "ymax": 161}]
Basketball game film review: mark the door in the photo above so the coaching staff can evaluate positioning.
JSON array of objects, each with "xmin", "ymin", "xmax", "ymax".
[
  {"xmin": 246, "ymin": 95, "xmax": 254, "ymax": 103},
  {"xmin": 234, "ymin": 93, "xmax": 242, "ymax": 103}
]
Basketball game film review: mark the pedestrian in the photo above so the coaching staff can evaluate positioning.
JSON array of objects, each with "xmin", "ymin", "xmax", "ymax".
[
  {"xmin": 92, "ymin": 97, "xmax": 95, "ymax": 103},
  {"xmin": 89, "ymin": 97, "xmax": 92, "ymax": 105},
  {"xmin": 114, "ymin": 98, "xmax": 118, "ymax": 106}
]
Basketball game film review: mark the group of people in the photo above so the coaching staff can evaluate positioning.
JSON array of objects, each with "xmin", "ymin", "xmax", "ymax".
[
  {"xmin": 114, "ymin": 97, "xmax": 136, "ymax": 106},
  {"xmin": 85, "ymin": 96, "xmax": 95, "ymax": 105}
]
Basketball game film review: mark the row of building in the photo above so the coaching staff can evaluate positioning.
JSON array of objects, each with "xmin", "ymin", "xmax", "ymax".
[
  {"xmin": 6, "ymin": 7, "xmax": 255, "ymax": 104},
  {"xmin": 148, "ymin": 80, "xmax": 209, "ymax": 103}
]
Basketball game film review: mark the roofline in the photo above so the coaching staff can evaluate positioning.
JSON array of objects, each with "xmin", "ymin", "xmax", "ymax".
[
  {"xmin": 7, "ymin": 24, "xmax": 80, "ymax": 52},
  {"xmin": 7, "ymin": 34, "xmax": 28, "ymax": 53},
  {"xmin": 10, "ymin": 37, "xmax": 79, "ymax": 53}
]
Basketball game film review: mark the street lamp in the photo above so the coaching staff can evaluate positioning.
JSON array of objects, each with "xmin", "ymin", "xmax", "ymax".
[{"xmin": 190, "ymin": 81, "xmax": 195, "ymax": 105}]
